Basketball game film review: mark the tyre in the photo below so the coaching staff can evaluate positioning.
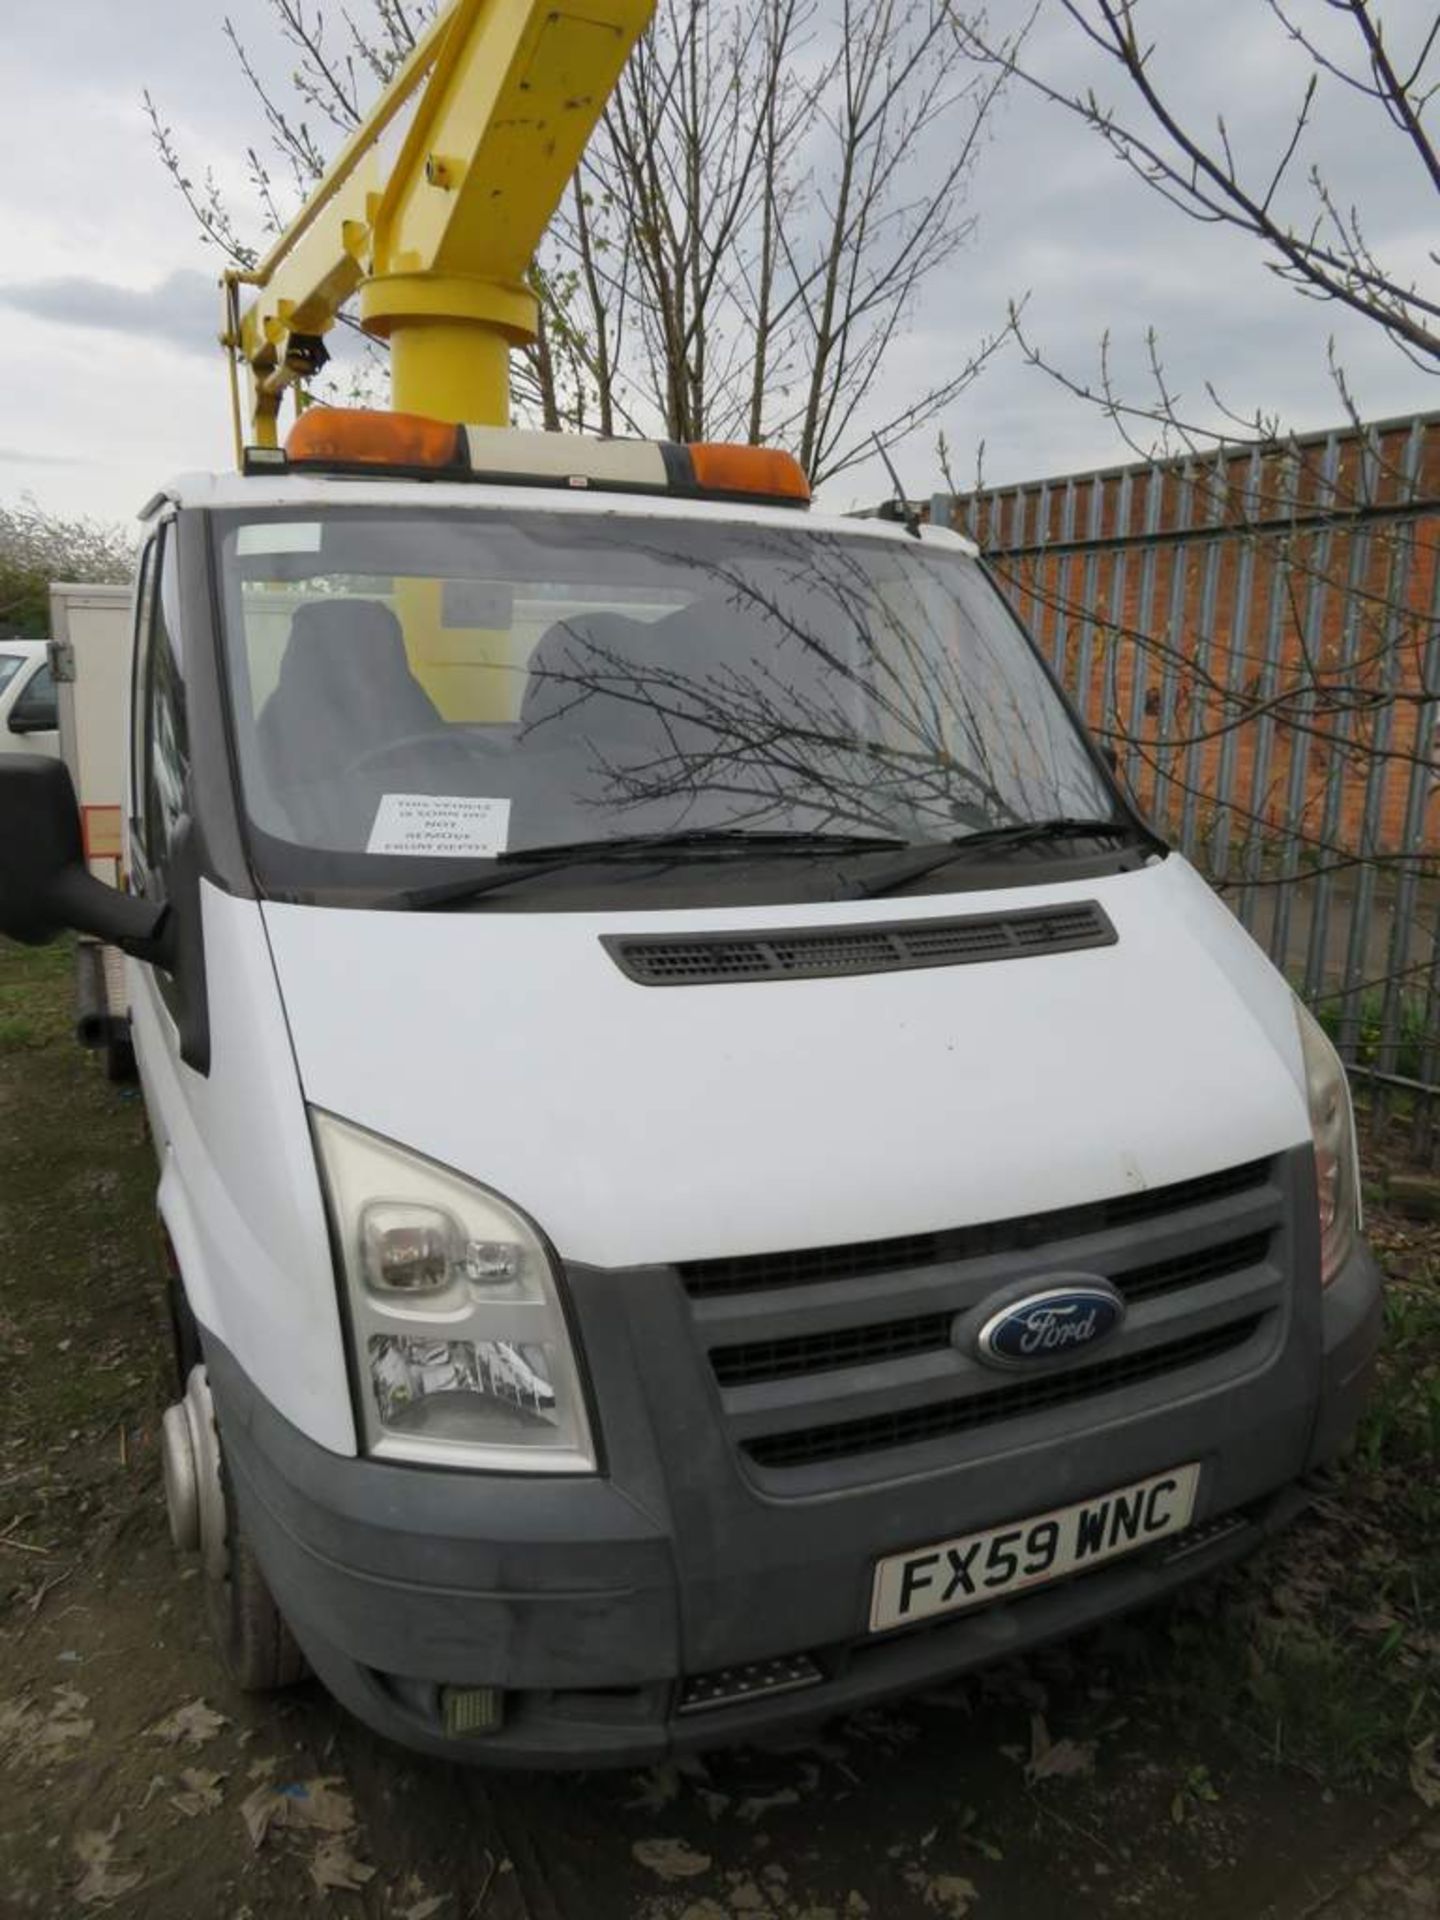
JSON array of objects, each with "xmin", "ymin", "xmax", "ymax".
[
  {"xmin": 165, "ymin": 1273, "xmax": 202, "ymax": 1392},
  {"xmin": 166, "ymin": 1360, "xmax": 307, "ymax": 1693},
  {"xmin": 204, "ymin": 1444, "xmax": 308, "ymax": 1692},
  {"xmin": 102, "ymin": 1030, "xmax": 137, "ymax": 1083}
]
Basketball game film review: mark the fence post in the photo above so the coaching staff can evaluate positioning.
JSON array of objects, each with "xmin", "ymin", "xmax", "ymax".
[
  {"xmin": 1209, "ymin": 444, "xmax": 1266, "ymax": 884},
  {"xmin": 1268, "ymin": 431, "xmax": 1341, "ymax": 978},
  {"xmin": 1235, "ymin": 441, "xmax": 1300, "ymax": 939},
  {"xmin": 1178, "ymin": 447, "xmax": 1230, "ymax": 858},
  {"xmin": 1149, "ymin": 458, "xmax": 1197, "ymax": 834}
]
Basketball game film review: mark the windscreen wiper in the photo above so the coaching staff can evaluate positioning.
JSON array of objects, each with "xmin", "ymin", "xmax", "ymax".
[
  {"xmin": 380, "ymin": 828, "xmax": 908, "ymax": 911},
  {"xmin": 854, "ymin": 817, "xmax": 1159, "ymax": 900}
]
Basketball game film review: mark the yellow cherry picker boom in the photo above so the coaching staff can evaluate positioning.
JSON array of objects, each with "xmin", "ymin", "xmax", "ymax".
[
  {"xmin": 226, "ymin": 0, "xmax": 652, "ymax": 448},
  {"xmin": 219, "ymin": 0, "xmax": 808, "ymax": 505}
]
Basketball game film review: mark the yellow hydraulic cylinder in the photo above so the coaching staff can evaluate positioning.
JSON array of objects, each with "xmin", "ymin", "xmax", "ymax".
[{"xmin": 389, "ymin": 323, "xmax": 512, "ymax": 426}]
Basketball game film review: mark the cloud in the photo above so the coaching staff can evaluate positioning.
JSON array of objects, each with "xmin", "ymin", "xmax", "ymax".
[
  {"xmin": 0, "ymin": 269, "xmax": 218, "ymax": 356},
  {"xmin": 0, "ymin": 445, "xmax": 87, "ymax": 468},
  {"xmin": 1, "ymin": 0, "xmax": 1435, "ymax": 526}
]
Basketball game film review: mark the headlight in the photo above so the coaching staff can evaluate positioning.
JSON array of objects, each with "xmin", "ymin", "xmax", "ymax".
[
  {"xmin": 1293, "ymin": 998, "xmax": 1361, "ymax": 1287},
  {"xmin": 312, "ymin": 1111, "xmax": 595, "ymax": 1471}
]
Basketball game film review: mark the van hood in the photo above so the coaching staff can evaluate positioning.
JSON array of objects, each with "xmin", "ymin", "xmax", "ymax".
[{"xmin": 261, "ymin": 855, "xmax": 1311, "ymax": 1269}]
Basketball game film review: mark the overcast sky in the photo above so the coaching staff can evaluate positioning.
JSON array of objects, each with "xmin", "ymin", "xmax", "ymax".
[{"xmin": 0, "ymin": 0, "xmax": 1434, "ymax": 531}]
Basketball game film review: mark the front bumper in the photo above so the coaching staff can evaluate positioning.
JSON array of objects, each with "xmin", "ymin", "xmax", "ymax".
[
  {"xmin": 209, "ymin": 1229, "xmax": 1382, "ymax": 1768},
  {"xmin": 1309, "ymin": 1231, "xmax": 1384, "ymax": 1465}
]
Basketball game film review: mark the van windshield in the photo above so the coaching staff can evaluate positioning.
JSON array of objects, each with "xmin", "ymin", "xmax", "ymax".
[{"xmin": 214, "ymin": 506, "xmax": 1117, "ymax": 900}]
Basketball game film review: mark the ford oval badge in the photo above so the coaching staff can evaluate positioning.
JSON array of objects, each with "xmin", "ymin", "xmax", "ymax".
[{"xmin": 973, "ymin": 1279, "xmax": 1125, "ymax": 1370}]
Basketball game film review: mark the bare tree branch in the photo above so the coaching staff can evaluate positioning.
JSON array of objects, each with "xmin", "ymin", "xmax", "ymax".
[
  {"xmin": 951, "ymin": 0, "xmax": 1440, "ymax": 364},
  {"xmin": 150, "ymin": 0, "xmax": 1019, "ymax": 476}
]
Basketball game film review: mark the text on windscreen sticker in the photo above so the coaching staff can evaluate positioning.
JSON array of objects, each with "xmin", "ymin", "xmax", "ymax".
[{"xmin": 366, "ymin": 794, "xmax": 512, "ymax": 858}]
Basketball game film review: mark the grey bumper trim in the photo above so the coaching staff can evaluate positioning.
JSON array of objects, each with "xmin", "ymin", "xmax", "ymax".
[
  {"xmin": 271, "ymin": 1474, "xmax": 1312, "ymax": 1769},
  {"xmin": 1307, "ymin": 1236, "xmax": 1384, "ymax": 1468},
  {"xmin": 199, "ymin": 1215, "xmax": 1382, "ymax": 1768}
]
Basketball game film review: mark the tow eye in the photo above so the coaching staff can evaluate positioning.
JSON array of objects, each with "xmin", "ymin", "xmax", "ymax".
[{"xmin": 160, "ymin": 1366, "xmax": 228, "ymax": 1581}]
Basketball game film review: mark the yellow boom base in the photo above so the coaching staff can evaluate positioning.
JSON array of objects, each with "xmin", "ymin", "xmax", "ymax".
[{"xmin": 361, "ymin": 270, "xmax": 537, "ymax": 426}]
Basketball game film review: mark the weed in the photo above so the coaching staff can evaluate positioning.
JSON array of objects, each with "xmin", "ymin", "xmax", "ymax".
[
  {"xmin": 1313, "ymin": 988, "xmax": 1432, "ymax": 1082},
  {"xmin": 1086, "ymin": 1199, "xmax": 1440, "ymax": 1794},
  {"xmin": 1170, "ymin": 1762, "xmax": 1220, "ymax": 1825},
  {"xmin": 1355, "ymin": 1280, "xmax": 1440, "ymax": 1470},
  {"xmin": 0, "ymin": 932, "xmax": 165, "ymax": 1612},
  {"xmin": 0, "ymin": 935, "xmax": 75, "ymax": 1051}
]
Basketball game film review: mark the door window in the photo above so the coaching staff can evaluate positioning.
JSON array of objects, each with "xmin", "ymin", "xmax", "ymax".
[
  {"xmin": 9, "ymin": 663, "xmax": 57, "ymax": 732},
  {"xmin": 135, "ymin": 530, "xmax": 190, "ymax": 876},
  {"xmin": 130, "ymin": 539, "xmax": 158, "ymax": 848}
]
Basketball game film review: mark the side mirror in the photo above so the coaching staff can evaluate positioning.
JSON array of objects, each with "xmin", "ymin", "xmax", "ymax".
[
  {"xmin": 9, "ymin": 710, "xmax": 57, "ymax": 736},
  {"xmin": 0, "ymin": 755, "xmax": 169, "ymax": 960}
]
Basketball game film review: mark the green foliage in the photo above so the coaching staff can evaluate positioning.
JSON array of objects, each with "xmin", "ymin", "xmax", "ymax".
[
  {"xmin": 1084, "ymin": 1200, "xmax": 1440, "ymax": 1797},
  {"xmin": 1355, "ymin": 1276, "xmax": 1440, "ymax": 1472},
  {"xmin": 1314, "ymin": 989, "xmax": 1430, "ymax": 1081},
  {"xmin": 0, "ymin": 564, "xmax": 51, "ymax": 638},
  {"xmin": 0, "ymin": 494, "xmax": 133, "ymax": 639},
  {"xmin": 0, "ymin": 938, "xmax": 75, "ymax": 1051}
]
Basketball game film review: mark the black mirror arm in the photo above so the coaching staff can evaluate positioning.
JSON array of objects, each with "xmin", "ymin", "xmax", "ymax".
[{"xmin": 48, "ymin": 865, "xmax": 173, "ymax": 966}]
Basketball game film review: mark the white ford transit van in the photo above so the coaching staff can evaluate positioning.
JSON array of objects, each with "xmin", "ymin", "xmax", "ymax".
[{"xmin": 0, "ymin": 414, "xmax": 1381, "ymax": 1765}]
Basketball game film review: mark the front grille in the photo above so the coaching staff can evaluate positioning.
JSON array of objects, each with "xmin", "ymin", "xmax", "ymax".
[
  {"xmin": 713, "ymin": 1311, "xmax": 956, "ymax": 1387},
  {"xmin": 681, "ymin": 1150, "xmax": 1292, "ymax": 1487},
  {"xmin": 1121, "ymin": 1231, "xmax": 1271, "ymax": 1305},
  {"xmin": 681, "ymin": 1160, "xmax": 1272, "ymax": 1300},
  {"xmin": 603, "ymin": 900, "xmax": 1115, "ymax": 987},
  {"xmin": 708, "ymin": 1232, "xmax": 1272, "ymax": 1387},
  {"xmin": 743, "ymin": 1317, "xmax": 1264, "ymax": 1470}
]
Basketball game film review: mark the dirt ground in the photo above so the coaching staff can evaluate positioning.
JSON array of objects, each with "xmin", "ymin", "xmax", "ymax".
[{"xmin": 2, "ymin": 937, "xmax": 1439, "ymax": 1920}]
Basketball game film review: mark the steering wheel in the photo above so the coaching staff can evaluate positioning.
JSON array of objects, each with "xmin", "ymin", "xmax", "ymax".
[{"xmin": 339, "ymin": 729, "xmax": 496, "ymax": 783}]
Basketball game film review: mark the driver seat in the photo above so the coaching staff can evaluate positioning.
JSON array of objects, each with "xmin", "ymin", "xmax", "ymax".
[{"xmin": 256, "ymin": 598, "xmax": 441, "ymax": 844}]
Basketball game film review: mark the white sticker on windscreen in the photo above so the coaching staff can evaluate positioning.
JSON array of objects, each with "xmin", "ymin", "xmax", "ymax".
[{"xmin": 366, "ymin": 794, "xmax": 512, "ymax": 858}]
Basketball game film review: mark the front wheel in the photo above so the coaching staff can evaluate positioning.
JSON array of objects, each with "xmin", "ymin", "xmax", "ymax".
[
  {"xmin": 205, "ymin": 1458, "xmax": 308, "ymax": 1691},
  {"xmin": 162, "ymin": 1365, "xmax": 306, "ymax": 1691}
]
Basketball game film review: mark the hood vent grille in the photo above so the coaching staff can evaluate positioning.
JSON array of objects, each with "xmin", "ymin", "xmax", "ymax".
[{"xmin": 603, "ymin": 900, "xmax": 1116, "ymax": 987}]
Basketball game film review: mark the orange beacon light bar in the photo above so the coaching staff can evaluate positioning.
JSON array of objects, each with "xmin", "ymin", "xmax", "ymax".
[
  {"xmin": 268, "ymin": 408, "xmax": 812, "ymax": 507},
  {"xmin": 687, "ymin": 443, "xmax": 810, "ymax": 504},
  {"xmin": 286, "ymin": 408, "xmax": 464, "ymax": 471}
]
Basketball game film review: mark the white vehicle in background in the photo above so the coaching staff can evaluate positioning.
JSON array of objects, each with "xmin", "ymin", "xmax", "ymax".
[
  {"xmin": 45, "ymin": 583, "xmax": 134, "ymax": 1077},
  {"xmin": 0, "ymin": 639, "xmax": 59, "ymax": 759}
]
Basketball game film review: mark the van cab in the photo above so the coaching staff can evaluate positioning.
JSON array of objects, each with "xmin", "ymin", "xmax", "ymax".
[{"xmin": 0, "ymin": 419, "xmax": 1382, "ymax": 1765}]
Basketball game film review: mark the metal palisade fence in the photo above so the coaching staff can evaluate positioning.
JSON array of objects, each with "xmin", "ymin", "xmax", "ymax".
[{"xmin": 942, "ymin": 410, "xmax": 1440, "ymax": 1160}]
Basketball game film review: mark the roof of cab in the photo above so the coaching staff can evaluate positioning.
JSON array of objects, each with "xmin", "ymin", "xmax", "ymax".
[
  {"xmin": 147, "ymin": 412, "xmax": 976, "ymax": 551},
  {"xmin": 141, "ymin": 468, "xmax": 978, "ymax": 557}
]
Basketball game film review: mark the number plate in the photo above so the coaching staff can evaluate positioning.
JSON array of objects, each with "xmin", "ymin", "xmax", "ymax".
[{"xmin": 869, "ymin": 1463, "xmax": 1201, "ymax": 1632}]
